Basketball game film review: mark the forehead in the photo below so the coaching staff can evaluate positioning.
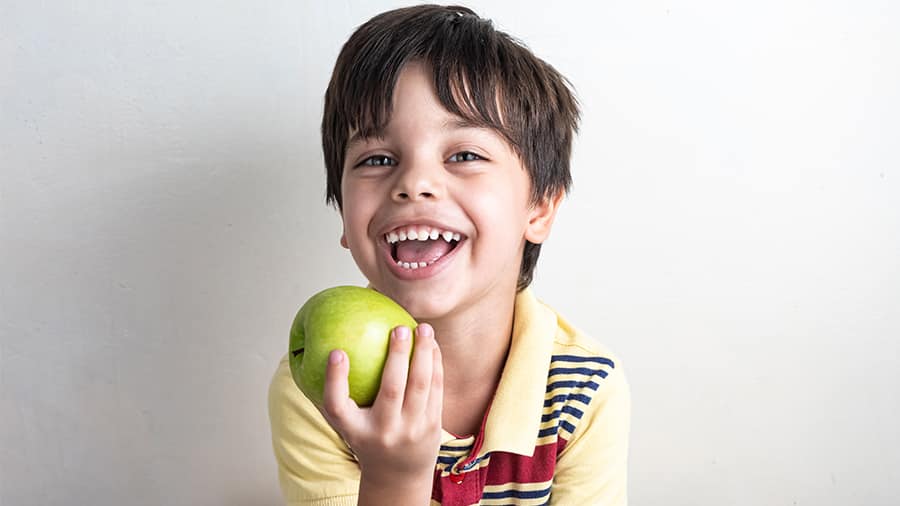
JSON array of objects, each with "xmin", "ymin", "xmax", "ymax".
[{"xmin": 345, "ymin": 62, "xmax": 509, "ymax": 150}]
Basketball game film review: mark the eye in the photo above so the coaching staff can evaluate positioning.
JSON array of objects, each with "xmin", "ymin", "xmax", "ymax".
[
  {"xmin": 358, "ymin": 155, "xmax": 396, "ymax": 167},
  {"xmin": 447, "ymin": 151, "xmax": 483, "ymax": 163}
]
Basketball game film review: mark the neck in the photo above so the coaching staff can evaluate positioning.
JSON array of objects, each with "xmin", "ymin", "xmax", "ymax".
[{"xmin": 424, "ymin": 285, "xmax": 518, "ymax": 435}]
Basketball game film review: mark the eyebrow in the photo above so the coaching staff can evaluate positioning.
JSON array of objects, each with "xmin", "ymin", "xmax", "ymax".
[{"xmin": 346, "ymin": 117, "xmax": 489, "ymax": 149}]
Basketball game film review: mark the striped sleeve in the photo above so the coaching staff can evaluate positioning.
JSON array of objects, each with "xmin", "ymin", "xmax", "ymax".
[
  {"xmin": 550, "ymin": 354, "xmax": 630, "ymax": 505},
  {"xmin": 267, "ymin": 354, "xmax": 361, "ymax": 506}
]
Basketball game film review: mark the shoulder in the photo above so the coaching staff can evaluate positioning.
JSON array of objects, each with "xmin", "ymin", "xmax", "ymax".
[
  {"xmin": 534, "ymin": 296, "xmax": 630, "ymax": 443},
  {"xmin": 535, "ymin": 296, "xmax": 624, "ymax": 376}
]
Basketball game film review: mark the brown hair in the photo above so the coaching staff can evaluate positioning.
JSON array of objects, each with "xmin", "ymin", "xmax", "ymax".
[{"xmin": 322, "ymin": 4, "xmax": 580, "ymax": 290}]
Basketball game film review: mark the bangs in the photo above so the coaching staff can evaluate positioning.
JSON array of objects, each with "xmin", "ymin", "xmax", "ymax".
[{"xmin": 336, "ymin": 10, "xmax": 515, "ymax": 147}]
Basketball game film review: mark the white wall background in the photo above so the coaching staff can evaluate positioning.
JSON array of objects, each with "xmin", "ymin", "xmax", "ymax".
[{"xmin": 2, "ymin": 1, "xmax": 898, "ymax": 504}]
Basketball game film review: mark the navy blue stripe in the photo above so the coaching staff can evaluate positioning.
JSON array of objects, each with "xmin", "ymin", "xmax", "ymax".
[
  {"xmin": 437, "ymin": 454, "xmax": 490, "ymax": 467},
  {"xmin": 559, "ymin": 419, "xmax": 577, "ymax": 434},
  {"xmin": 546, "ymin": 380, "xmax": 600, "ymax": 392},
  {"xmin": 538, "ymin": 425, "xmax": 558, "ymax": 438},
  {"xmin": 548, "ymin": 367, "xmax": 609, "ymax": 377},
  {"xmin": 540, "ymin": 405, "xmax": 585, "ymax": 423},
  {"xmin": 551, "ymin": 354, "xmax": 615, "ymax": 367},
  {"xmin": 543, "ymin": 393, "xmax": 593, "ymax": 406},
  {"xmin": 482, "ymin": 486, "xmax": 551, "ymax": 500},
  {"xmin": 439, "ymin": 444, "xmax": 472, "ymax": 452}
]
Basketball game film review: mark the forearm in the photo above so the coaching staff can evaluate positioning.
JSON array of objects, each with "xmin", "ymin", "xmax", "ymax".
[{"xmin": 358, "ymin": 470, "xmax": 433, "ymax": 506}]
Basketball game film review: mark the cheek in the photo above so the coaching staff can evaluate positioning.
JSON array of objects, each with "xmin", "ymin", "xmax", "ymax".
[
  {"xmin": 465, "ymin": 196, "xmax": 531, "ymax": 254},
  {"xmin": 341, "ymin": 205, "xmax": 367, "ymax": 242},
  {"xmin": 340, "ymin": 188, "xmax": 382, "ymax": 248},
  {"xmin": 470, "ymin": 183, "xmax": 530, "ymax": 225}
]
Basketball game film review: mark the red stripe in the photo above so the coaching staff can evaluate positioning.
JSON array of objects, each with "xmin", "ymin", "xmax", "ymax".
[{"xmin": 483, "ymin": 442, "xmax": 559, "ymax": 485}]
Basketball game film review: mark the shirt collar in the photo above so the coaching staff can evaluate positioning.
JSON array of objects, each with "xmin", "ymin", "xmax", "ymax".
[{"xmin": 438, "ymin": 288, "xmax": 557, "ymax": 456}]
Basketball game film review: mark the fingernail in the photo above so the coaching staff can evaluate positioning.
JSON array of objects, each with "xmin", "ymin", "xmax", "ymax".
[
  {"xmin": 329, "ymin": 349, "xmax": 343, "ymax": 364},
  {"xmin": 394, "ymin": 326, "xmax": 410, "ymax": 341},
  {"xmin": 416, "ymin": 323, "xmax": 433, "ymax": 338}
]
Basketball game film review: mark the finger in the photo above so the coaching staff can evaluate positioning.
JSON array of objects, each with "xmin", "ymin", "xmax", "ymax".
[
  {"xmin": 402, "ymin": 323, "xmax": 435, "ymax": 415},
  {"xmin": 426, "ymin": 338, "xmax": 444, "ymax": 425},
  {"xmin": 321, "ymin": 349, "xmax": 363, "ymax": 434},
  {"xmin": 372, "ymin": 325, "xmax": 413, "ymax": 419}
]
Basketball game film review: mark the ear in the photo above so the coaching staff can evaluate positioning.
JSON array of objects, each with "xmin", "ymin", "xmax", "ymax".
[
  {"xmin": 339, "ymin": 232, "xmax": 349, "ymax": 249},
  {"xmin": 524, "ymin": 191, "xmax": 564, "ymax": 244}
]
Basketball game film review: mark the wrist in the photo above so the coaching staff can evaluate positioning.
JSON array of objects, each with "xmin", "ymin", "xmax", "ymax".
[{"xmin": 358, "ymin": 467, "xmax": 434, "ymax": 506}]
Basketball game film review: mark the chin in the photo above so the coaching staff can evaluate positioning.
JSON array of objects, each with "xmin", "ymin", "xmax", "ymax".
[{"xmin": 378, "ymin": 283, "xmax": 457, "ymax": 322}]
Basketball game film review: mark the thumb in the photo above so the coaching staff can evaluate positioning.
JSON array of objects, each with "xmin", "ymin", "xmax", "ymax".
[{"xmin": 320, "ymin": 349, "xmax": 364, "ymax": 435}]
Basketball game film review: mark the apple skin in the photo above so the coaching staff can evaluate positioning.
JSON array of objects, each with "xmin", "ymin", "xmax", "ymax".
[{"xmin": 289, "ymin": 286, "xmax": 418, "ymax": 407}]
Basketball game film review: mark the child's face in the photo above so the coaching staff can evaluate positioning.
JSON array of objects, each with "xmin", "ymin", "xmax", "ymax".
[{"xmin": 339, "ymin": 62, "xmax": 556, "ymax": 320}]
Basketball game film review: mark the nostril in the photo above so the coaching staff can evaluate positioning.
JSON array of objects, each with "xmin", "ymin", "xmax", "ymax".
[{"xmin": 394, "ymin": 190, "xmax": 434, "ymax": 200}]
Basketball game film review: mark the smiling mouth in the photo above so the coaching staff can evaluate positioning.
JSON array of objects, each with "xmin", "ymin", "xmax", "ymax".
[{"xmin": 384, "ymin": 225, "xmax": 464, "ymax": 270}]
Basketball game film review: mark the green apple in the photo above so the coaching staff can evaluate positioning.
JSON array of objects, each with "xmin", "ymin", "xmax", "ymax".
[{"xmin": 289, "ymin": 286, "xmax": 417, "ymax": 407}]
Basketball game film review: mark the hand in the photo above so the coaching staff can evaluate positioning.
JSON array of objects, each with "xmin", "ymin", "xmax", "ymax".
[{"xmin": 320, "ymin": 323, "xmax": 444, "ymax": 504}]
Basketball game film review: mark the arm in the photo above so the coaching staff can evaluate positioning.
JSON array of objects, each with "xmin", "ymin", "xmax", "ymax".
[{"xmin": 551, "ymin": 363, "xmax": 631, "ymax": 505}]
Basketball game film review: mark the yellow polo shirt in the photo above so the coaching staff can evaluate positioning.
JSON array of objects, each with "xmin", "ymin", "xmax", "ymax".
[{"xmin": 268, "ymin": 288, "xmax": 630, "ymax": 505}]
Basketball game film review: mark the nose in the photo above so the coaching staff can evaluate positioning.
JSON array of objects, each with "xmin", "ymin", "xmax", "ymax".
[{"xmin": 391, "ymin": 157, "xmax": 443, "ymax": 202}]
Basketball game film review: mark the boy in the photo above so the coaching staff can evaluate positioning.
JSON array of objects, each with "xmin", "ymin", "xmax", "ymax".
[{"xmin": 268, "ymin": 5, "xmax": 630, "ymax": 505}]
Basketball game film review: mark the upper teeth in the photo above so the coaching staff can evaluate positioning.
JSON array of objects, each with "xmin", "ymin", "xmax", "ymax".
[{"xmin": 386, "ymin": 226, "xmax": 461, "ymax": 244}]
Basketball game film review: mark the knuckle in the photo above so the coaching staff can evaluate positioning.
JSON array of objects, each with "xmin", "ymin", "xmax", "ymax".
[
  {"xmin": 379, "ymin": 384, "xmax": 403, "ymax": 402},
  {"xmin": 376, "ymin": 432, "xmax": 399, "ymax": 449},
  {"xmin": 409, "ymin": 376, "xmax": 430, "ymax": 394},
  {"xmin": 322, "ymin": 400, "xmax": 345, "ymax": 422}
]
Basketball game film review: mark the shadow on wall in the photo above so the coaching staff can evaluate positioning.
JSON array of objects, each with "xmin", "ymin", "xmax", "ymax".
[
  {"xmin": 8, "ymin": 134, "xmax": 338, "ymax": 504},
  {"xmin": 85, "ymin": 148, "xmax": 336, "ymax": 503}
]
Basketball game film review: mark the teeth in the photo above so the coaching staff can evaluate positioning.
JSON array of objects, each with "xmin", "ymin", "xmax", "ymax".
[
  {"xmin": 397, "ymin": 260, "xmax": 430, "ymax": 270},
  {"xmin": 385, "ymin": 225, "xmax": 465, "ymax": 245}
]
